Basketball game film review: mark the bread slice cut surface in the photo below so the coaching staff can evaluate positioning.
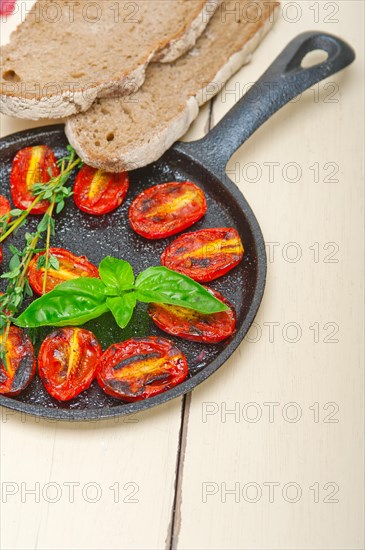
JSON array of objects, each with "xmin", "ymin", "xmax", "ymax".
[
  {"xmin": 0, "ymin": 0, "xmax": 220, "ymax": 119},
  {"xmin": 66, "ymin": 0, "xmax": 280, "ymax": 172}
]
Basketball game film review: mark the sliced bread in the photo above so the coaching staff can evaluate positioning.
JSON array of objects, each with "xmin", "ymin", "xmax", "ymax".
[
  {"xmin": 65, "ymin": 0, "xmax": 279, "ymax": 172},
  {"xmin": 0, "ymin": 0, "xmax": 220, "ymax": 119}
]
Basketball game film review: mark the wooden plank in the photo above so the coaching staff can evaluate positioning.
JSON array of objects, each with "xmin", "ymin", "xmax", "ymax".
[
  {"xmin": 0, "ymin": 403, "xmax": 182, "ymax": 550},
  {"xmin": 177, "ymin": 2, "xmax": 364, "ymax": 549}
]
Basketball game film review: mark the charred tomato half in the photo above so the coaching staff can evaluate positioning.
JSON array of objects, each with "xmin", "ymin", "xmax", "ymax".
[
  {"xmin": 73, "ymin": 165, "xmax": 129, "ymax": 215},
  {"xmin": 148, "ymin": 287, "xmax": 236, "ymax": 343},
  {"xmin": 0, "ymin": 326, "xmax": 36, "ymax": 396},
  {"xmin": 161, "ymin": 227, "xmax": 244, "ymax": 282},
  {"xmin": 129, "ymin": 181, "xmax": 206, "ymax": 239},
  {"xmin": 97, "ymin": 336, "xmax": 188, "ymax": 401},
  {"xmin": 10, "ymin": 145, "xmax": 60, "ymax": 214},
  {"xmin": 27, "ymin": 247, "xmax": 99, "ymax": 295},
  {"xmin": 38, "ymin": 327, "xmax": 102, "ymax": 401}
]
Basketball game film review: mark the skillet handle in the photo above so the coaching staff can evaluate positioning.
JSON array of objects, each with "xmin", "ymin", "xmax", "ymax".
[{"xmin": 178, "ymin": 32, "xmax": 355, "ymax": 169}]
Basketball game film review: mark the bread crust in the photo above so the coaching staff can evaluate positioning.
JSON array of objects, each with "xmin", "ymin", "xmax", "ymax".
[
  {"xmin": 0, "ymin": 0, "xmax": 221, "ymax": 119},
  {"xmin": 65, "ymin": 4, "xmax": 279, "ymax": 172},
  {"xmin": 154, "ymin": 0, "xmax": 222, "ymax": 63}
]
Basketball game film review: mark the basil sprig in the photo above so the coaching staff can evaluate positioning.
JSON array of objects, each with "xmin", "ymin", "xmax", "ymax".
[{"xmin": 15, "ymin": 257, "xmax": 228, "ymax": 329}]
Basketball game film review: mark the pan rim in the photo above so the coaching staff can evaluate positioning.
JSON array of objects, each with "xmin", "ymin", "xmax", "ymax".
[{"xmin": 0, "ymin": 124, "xmax": 267, "ymax": 421}]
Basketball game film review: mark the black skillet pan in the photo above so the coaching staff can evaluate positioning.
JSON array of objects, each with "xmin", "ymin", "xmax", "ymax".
[{"xmin": 0, "ymin": 32, "xmax": 355, "ymax": 420}]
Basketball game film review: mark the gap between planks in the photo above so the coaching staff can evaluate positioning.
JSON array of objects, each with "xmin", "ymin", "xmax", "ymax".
[
  {"xmin": 166, "ymin": 100, "xmax": 215, "ymax": 550},
  {"xmin": 166, "ymin": 392, "xmax": 192, "ymax": 550}
]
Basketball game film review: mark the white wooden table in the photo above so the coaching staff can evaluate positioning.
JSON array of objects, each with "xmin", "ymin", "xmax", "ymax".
[{"xmin": 0, "ymin": 2, "xmax": 364, "ymax": 549}]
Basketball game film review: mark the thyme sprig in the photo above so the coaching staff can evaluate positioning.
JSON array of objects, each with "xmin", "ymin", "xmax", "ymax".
[{"xmin": 0, "ymin": 145, "xmax": 82, "ymax": 368}]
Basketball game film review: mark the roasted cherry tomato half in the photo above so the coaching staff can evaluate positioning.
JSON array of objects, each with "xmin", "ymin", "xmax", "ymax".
[
  {"xmin": 0, "ymin": 195, "xmax": 11, "ymax": 218},
  {"xmin": 97, "ymin": 336, "xmax": 188, "ymax": 401},
  {"xmin": 148, "ymin": 287, "xmax": 236, "ymax": 343},
  {"xmin": 0, "ymin": 326, "xmax": 36, "ymax": 396},
  {"xmin": 73, "ymin": 164, "xmax": 129, "ymax": 215},
  {"xmin": 161, "ymin": 227, "xmax": 244, "ymax": 282},
  {"xmin": 0, "ymin": 195, "xmax": 11, "ymax": 263},
  {"xmin": 128, "ymin": 181, "xmax": 207, "ymax": 239},
  {"xmin": 10, "ymin": 145, "xmax": 60, "ymax": 215},
  {"xmin": 38, "ymin": 327, "xmax": 102, "ymax": 401},
  {"xmin": 27, "ymin": 247, "xmax": 99, "ymax": 295}
]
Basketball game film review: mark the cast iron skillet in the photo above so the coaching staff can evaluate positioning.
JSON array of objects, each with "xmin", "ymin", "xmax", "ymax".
[{"xmin": 0, "ymin": 32, "xmax": 355, "ymax": 420}]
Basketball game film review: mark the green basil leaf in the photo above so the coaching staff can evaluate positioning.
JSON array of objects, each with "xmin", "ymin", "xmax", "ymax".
[
  {"xmin": 135, "ymin": 266, "xmax": 228, "ymax": 314},
  {"xmin": 99, "ymin": 256, "xmax": 134, "ymax": 293},
  {"xmin": 15, "ymin": 278, "xmax": 109, "ymax": 328},
  {"xmin": 106, "ymin": 294, "xmax": 137, "ymax": 329}
]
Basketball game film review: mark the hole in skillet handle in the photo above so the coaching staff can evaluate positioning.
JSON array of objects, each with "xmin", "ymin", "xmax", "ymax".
[
  {"xmin": 301, "ymin": 50, "xmax": 329, "ymax": 68},
  {"xmin": 284, "ymin": 32, "xmax": 355, "ymax": 75}
]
